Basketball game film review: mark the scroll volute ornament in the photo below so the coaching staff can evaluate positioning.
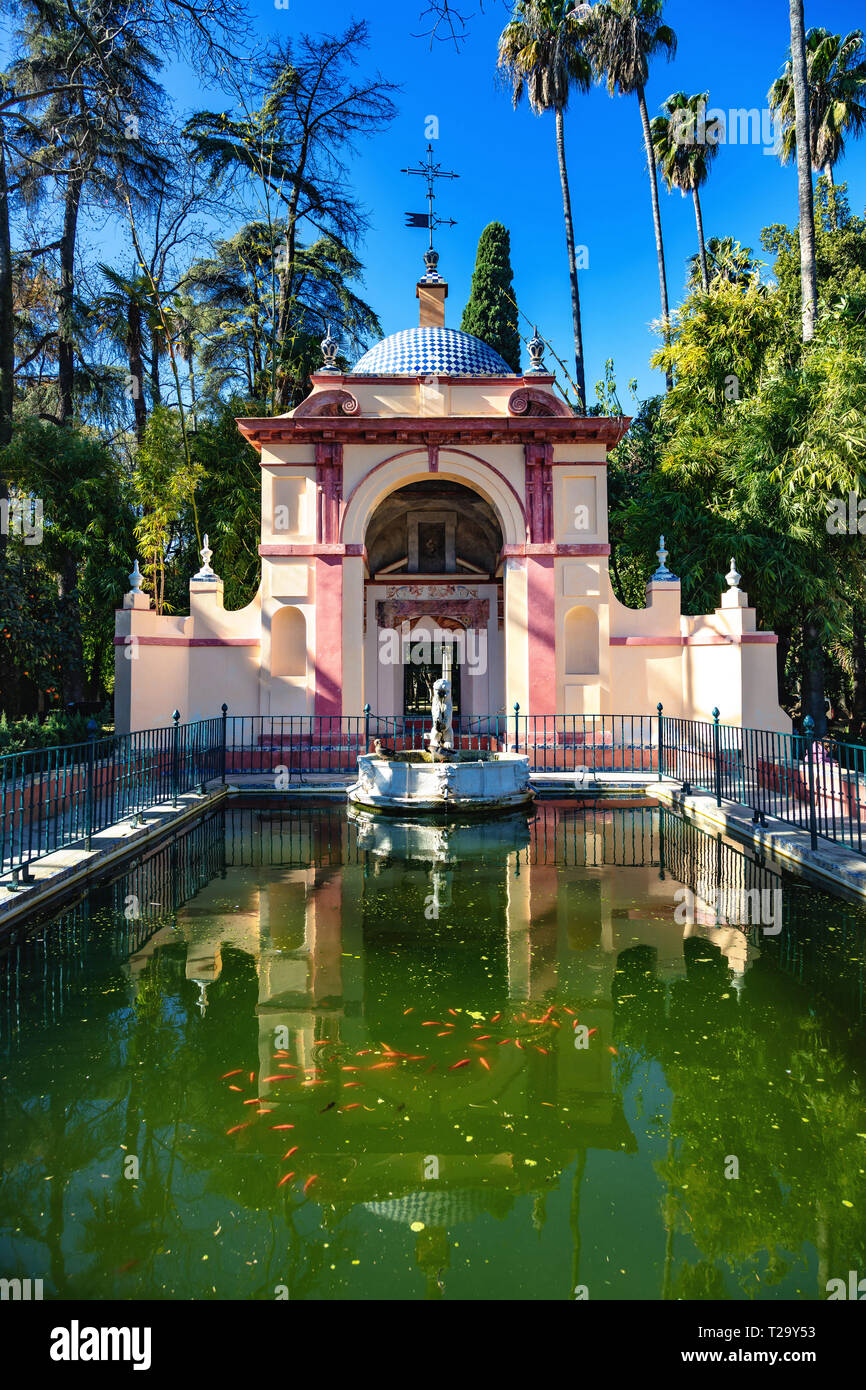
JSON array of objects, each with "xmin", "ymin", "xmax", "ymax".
[
  {"xmin": 294, "ymin": 388, "xmax": 360, "ymax": 418},
  {"xmin": 507, "ymin": 387, "xmax": 571, "ymax": 418}
]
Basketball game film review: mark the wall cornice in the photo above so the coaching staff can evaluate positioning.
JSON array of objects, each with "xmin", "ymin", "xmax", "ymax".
[{"xmin": 238, "ymin": 413, "xmax": 631, "ymax": 454}]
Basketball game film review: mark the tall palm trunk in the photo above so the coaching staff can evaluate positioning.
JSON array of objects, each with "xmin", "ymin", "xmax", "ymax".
[
  {"xmin": 554, "ymin": 106, "xmax": 587, "ymax": 411},
  {"xmin": 789, "ymin": 0, "xmax": 818, "ymax": 342},
  {"xmin": 58, "ymin": 170, "xmax": 83, "ymax": 424},
  {"xmin": 127, "ymin": 301, "xmax": 147, "ymax": 444},
  {"xmin": 637, "ymin": 85, "xmax": 673, "ymax": 391},
  {"xmin": 693, "ymin": 187, "xmax": 709, "ymax": 292}
]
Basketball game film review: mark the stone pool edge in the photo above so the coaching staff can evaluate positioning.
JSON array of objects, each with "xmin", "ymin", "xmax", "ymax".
[
  {"xmin": 0, "ymin": 785, "xmax": 229, "ymax": 931},
  {"xmin": 5, "ymin": 771, "xmax": 866, "ymax": 930}
]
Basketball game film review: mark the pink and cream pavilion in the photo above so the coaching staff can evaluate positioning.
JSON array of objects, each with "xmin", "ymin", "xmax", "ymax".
[{"xmin": 115, "ymin": 251, "xmax": 789, "ymax": 738}]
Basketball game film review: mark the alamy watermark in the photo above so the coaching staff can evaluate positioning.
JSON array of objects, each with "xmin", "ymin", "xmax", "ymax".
[
  {"xmin": 674, "ymin": 882, "xmax": 782, "ymax": 935},
  {"xmin": 670, "ymin": 101, "xmax": 783, "ymax": 157},
  {"xmin": 1, "ymin": 496, "xmax": 43, "ymax": 544},
  {"xmin": 378, "ymin": 621, "xmax": 487, "ymax": 677},
  {"xmin": 827, "ymin": 493, "xmax": 866, "ymax": 535}
]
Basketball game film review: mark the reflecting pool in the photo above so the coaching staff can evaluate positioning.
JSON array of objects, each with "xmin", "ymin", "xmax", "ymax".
[{"xmin": 1, "ymin": 800, "xmax": 865, "ymax": 1301}]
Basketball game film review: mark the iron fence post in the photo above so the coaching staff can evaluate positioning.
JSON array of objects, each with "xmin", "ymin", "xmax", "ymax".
[
  {"xmin": 804, "ymin": 715, "xmax": 818, "ymax": 850},
  {"xmin": 364, "ymin": 703, "xmax": 371, "ymax": 753},
  {"xmin": 512, "ymin": 702, "xmax": 520, "ymax": 754},
  {"xmin": 85, "ymin": 718, "xmax": 98, "ymax": 850},
  {"xmin": 172, "ymin": 709, "xmax": 181, "ymax": 807},
  {"xmin": 221, "ymin": 703, "xmax": 228, "ymax": 785},
  {"xmin": 713, "ymin": 707, "xmax": 722, "ymax": 807},
  {"xmin": 657, "ymin": 703, "xmax": 664, "ymax": 782}
]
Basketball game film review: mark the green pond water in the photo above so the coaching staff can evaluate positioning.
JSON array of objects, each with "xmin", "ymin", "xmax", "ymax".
[{"xmin": 1, "ymin": 799, "xmax": 865, "ymax": 1302}]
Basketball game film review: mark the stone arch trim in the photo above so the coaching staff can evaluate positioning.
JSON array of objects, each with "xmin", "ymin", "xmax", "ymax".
[{"xmin": 340, "ymin": 448, "xmax": 525, "ymax": 549}]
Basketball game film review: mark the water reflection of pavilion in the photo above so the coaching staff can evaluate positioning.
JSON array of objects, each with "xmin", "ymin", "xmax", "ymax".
[{"xmin": 119, "ymin": 801, "xmax": 786, "ymax": 1278}]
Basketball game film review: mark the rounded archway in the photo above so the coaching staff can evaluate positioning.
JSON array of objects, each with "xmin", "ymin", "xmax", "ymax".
[
  {"xmin": 366, "ymin": 479, "xmax": 503, "ymax": 577},
  {"xmin": 340, "ymin": 449, "xmax": 525, "ymax": 551}
]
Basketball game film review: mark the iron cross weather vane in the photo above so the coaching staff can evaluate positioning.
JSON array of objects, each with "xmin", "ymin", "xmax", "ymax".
[{"xmin": 402, "ymin": 143, "xmax": 459, "ymax": 250}]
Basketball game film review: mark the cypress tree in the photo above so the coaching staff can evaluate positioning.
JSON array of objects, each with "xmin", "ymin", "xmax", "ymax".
[{"xmin": 460, "ymin": 222, "xmax": 521, "ymax": 372}]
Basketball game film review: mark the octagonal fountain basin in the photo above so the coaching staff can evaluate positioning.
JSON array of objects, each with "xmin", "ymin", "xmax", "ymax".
[{"xmin": 347, "ymin": 751, "xmax": 534, "ymax": 818}]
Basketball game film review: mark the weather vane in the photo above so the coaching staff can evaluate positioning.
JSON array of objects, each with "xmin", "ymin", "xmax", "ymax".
[{"xmin": 402, "ymin": 144, "xmax": 459, "ymax": 252}]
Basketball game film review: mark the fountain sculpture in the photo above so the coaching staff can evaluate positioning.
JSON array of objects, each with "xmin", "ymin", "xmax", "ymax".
[{"xmin": 347, "ymin": 679, "xmax": 535, "ymax": 817}]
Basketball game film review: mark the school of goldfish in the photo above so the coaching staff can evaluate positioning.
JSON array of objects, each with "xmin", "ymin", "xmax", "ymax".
[{"xmin": 219, "ymin": 1003, "xmax": 614, "ymax": 1196}]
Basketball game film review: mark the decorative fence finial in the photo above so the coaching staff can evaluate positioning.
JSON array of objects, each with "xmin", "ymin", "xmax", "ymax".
[
  {"xmin": 320, "ymin": 323, "xmax": 339, "ymax": 372},
  {"xmin": 526, "ymin": 326, "xmax": 546, "ymax": 374},
  {"xmin": 652, "ymin": 535, "xmax": 678, "ymax": 582},
  {"xmin": 192, "ymin": 533, "xmax": 217, "ymax": 581},
  {"xmin": 128, "ymin": 558, "xmax": 145, "ymax": 594},
  {"xmin": 726, "ymin": 557, "xmax": 741, "ymax": 590}
]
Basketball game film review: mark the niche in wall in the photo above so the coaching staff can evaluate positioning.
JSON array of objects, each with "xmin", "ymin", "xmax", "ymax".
[
  {"xmin": 271, "ymin": 604, "xmax": 307, "ymax": 677},
  {"xmin": 564, "ymin": 605, "xmax": 599, "ymax": 676}
]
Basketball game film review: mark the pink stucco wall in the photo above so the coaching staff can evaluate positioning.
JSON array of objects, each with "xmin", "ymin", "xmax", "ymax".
[
  {"xmin": 526, "ymin": 556, "xmax": 556, "ymax": 715},
  {"xmin": 314, "ymin": 557, "xmax": 343, "ymax": 716}
]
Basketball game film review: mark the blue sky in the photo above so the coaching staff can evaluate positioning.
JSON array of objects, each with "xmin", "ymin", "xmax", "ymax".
[
  {"xmin": 6, "ymin": 0, "xmax": 864, "ymax": 404},
  {"xmin": 224, "ymin": 0, "xmax": 866, "ymax": 405}
]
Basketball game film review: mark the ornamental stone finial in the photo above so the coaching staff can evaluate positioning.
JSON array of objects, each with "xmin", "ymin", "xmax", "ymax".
[
  {"xmin": 726, "ymin": 557, "xmax": 742, "ymax": 589},
  {"xmin": 526, "ymin": 326, "xmax": 545, "ymax": 374},
  {"xmin": 320, "ymin": 323, "xmax": 339, "ymax": 372},
  {"xmin": 128, "ymin": 557, "xmax": 145, "ymax": 594},
  {"xmin": 652, "ymin": 535, "xmax": 679, "ymax": 582},
  {"xmin": 192, "ymin": 533, "xmax": 218, "ymax": 582}
]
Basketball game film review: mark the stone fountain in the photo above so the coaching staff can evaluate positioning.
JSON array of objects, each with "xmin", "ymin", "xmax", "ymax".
[{"xmin": 347, "ymin": 678, "xmax": 534, "ymax": 817}]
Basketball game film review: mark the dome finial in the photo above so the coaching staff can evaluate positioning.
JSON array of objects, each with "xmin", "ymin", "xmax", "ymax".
[{"xmin": 526, "ymin": 326, "xmax": 546, "ymax": 374}]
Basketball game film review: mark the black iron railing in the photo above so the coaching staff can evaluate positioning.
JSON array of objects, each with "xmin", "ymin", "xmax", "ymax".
[
  {"xmin": 4, "ymin": 702, "xmax": 862, "ymax": 888},
  {"xmin": 0, "ymin": 712, "xmax": 224, "ymax": 884},
  {"xmin": 659, "ymin": 706, "xmax": 866, "ymax": 853},
  {"xmin": 222, "ymin": 709, "xmax": 660, "ymax": 778}
]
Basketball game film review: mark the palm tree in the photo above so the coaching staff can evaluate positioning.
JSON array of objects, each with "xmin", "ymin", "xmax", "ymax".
[
  {"xmin": 686, "ymin": 237, "xmax": 762, "ymax": 292},
  {"xmin": 770, "ymin": 28, "xmax": 866, "ymax": 186},
  {"xmin": 651, "ymin": 92, "xmax": 721, "ymax": 293},
  {"xmin": 775, "ymin": 0, "xmax": 818, "ymax": 342},
  {"xmin": 497, "ymin": 1, "xmax": 592, "ymax": 409},
  {"xmin": 770, "ymin": 26, "xmax": 866, "ymax": 236},
  {"xmin": 581, "ymin": 0, "xmax": 677, "ymax": 389},
  {"xmin": 90, "ymin": 267, "xmax": 154, "ymax": 443}
]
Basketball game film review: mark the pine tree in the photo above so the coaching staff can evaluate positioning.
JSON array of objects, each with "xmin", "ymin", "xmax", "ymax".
[{"xmin": 460, "ymin": 223, "xmax": 521, "ymax": 372}]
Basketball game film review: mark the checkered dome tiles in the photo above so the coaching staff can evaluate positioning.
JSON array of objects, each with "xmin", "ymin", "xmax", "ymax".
[{"xmin": 351, "ymin": 326, "xmax": 516, "ymax": 377}]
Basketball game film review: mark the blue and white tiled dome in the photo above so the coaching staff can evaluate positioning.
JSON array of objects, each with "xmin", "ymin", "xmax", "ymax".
[{"xmin": 351, "ymin": 326, "xmax": 515, "ymax": 377}]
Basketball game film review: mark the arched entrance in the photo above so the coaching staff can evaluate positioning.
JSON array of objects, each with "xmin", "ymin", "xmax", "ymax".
[{"xmin": 341, "ymin": 454, "xmax": 522, "ymax": 719}]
